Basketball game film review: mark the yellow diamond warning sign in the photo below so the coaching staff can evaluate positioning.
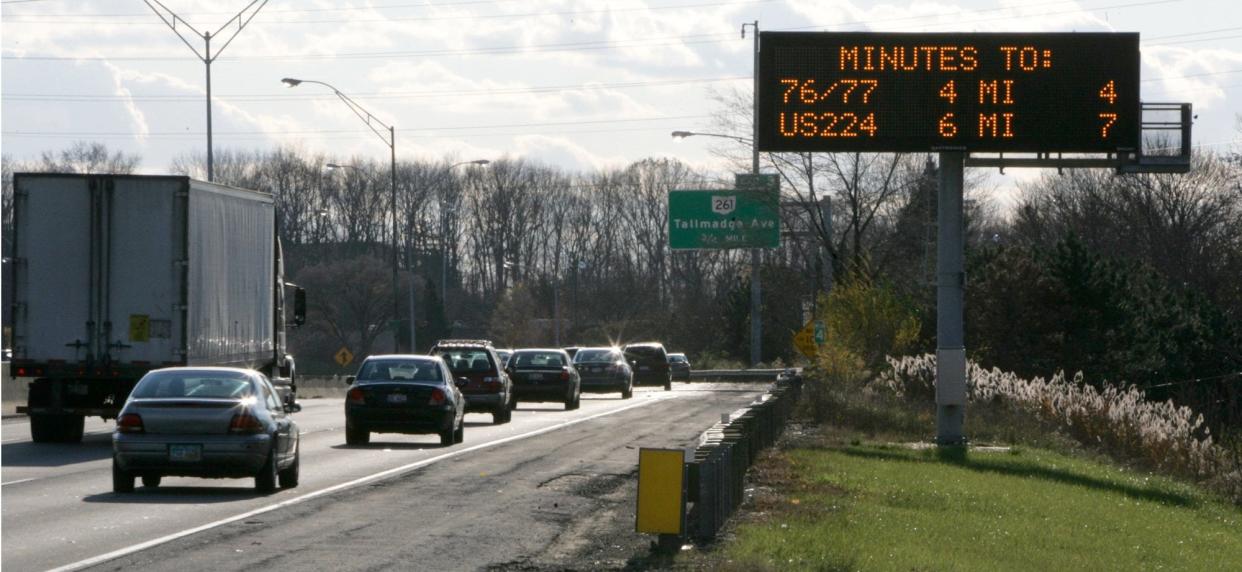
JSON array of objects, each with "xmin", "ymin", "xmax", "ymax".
[
  {"xmin": 793, "ymin": 320, "xmax": 818, "ymax": 359},
  {"xmin": 334, "ymin": 347, "xmax": 355, "ymax": 367}
]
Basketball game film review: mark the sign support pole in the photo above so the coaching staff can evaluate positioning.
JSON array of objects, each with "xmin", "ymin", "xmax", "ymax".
[
  {"xmin": 936, "ymin": 152, "xmax": 967, "ymax": 445},
  {"xmin": 749, "ymin": 20, "xmax": 763, "ymax": 368}
]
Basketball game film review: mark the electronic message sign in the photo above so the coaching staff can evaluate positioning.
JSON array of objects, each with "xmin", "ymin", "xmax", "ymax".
[{"xmin": 757, "ymin": 32, "xmax": 1140, "ymax": 153}]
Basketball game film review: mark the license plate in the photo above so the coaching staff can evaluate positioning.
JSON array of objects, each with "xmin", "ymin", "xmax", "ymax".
[
  {"xmin": 387, "ymin": 394, "xmax": 408, "ymax": 404},
  {"xmin": 527, "ymin": 373, "xmax": 544, "ymax": 380},
  {"xmin": 169, "ymin": 444, "xmax": 202, "ymax": 462},
  {"xmin": 639, "ymin": 366, "xmax": 651, "ymax": 371},
  {"xmin": 591, "ymin": 367, "xmax": 602, "ymax": 373}
]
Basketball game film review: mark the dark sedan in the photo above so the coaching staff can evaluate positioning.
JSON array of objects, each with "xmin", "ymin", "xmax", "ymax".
[
  {"xmin": 507, "ymin": 349, "xmax": 581, "ymax": 409},
  {"xmin": 572, "ymin": 347, "xmax": 633, "ymax": 398},
  {"xmin": 112, "ymin": 367, "xmax": 301, "ymax": 493},
  {"xmin": 668, "ymin": 352, "xmax": 692, "ymax": 381},
  {"xmin": 344, "ymin": 355, "xmax": 466, "ymax": 446}
]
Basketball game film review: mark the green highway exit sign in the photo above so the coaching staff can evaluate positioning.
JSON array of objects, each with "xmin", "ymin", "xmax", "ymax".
[{"xmin": 668, "ymin": 174, "xmax": 780, "ymax": 250}]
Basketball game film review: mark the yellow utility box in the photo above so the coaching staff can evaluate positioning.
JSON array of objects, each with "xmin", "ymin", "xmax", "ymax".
[{"xmin": 636, "ymin": 448, "xmax": 685, "ymax": 535}]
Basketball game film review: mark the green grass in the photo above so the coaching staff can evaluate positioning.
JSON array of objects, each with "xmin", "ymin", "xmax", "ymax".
[{"xmin": 715, "ymin": 443, "xmax": 1242, "ymax": 571}]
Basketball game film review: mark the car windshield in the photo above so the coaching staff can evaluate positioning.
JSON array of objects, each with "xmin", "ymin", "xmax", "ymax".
[
  {"xmin": 435, "ymin": 349, "xmax": 494, "ymax": 372},
  {"xmin": 357, "ymin": 359, "xmax": 443, "ymax": 382},
  {"xmin": 669, "ymin": 355, "xmax": 687, "ymax": 363},
  {"xmin": 131, "ymin": 371, "xmax": 254, "ymax": 399},
  {"xmin": 512, "ymin": 351, "xmax": 566, "ymax": 368},
  {"xmin": 574, "ymin": 349, "xmax": 618, "ymax": 363}
]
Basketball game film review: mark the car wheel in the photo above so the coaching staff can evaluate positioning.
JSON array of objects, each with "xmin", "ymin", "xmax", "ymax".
[
  {"xmin": 141, "ymin": 474, "xmax": 162, "ymax": 488},
  {"xmin": 345, "ymin": 422, "xmax": 369, "ymax": 445},
  {"xmin": 112, "ymin": 457, "xmax": 135, "ymax": 493},
  {"xmin": 494, "ymin": 403, "xmax": 512, "ymax": 424},
  {"xmin": 664, "ymin": 379, "xmax": 672, "ymax": 391},
  {"xmin": 278, "ymin": 446, "xmax": 300, "ymax": 489},
  {"xmin": 439, "ymin": 425, "xmax": 454, "ymax": 446},
  {"xmin": 454, "ymin": 422, "xmax": 464, "ymax": 444},
  {"xmin": 567, "ymin": 388, "xmax": 580, "ymax": 410},
  {"xmin": 255, "ymin": 448, "xmax": 278, "ymax": 493},
  {"xmin": 622, "ymin": 383, "xmax": 633, "ymax": 399}
]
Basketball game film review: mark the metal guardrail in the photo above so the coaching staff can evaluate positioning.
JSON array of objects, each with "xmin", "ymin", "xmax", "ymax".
[
  {"xmin": 684, "ymin": 369, "xmax": 802, "ymax": 542},
  {"xmin": 688, "ymin": 368, "xmax": 789, "ymax": 382}
]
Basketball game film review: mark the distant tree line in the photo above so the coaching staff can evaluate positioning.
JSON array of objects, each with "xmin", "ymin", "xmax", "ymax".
[{"xmin": 3, "ymin": 134, "xmax": 1239, "ymax": 431}]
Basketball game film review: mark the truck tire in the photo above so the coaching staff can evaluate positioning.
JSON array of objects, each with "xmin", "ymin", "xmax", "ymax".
[
  {"xmin": 30, "ymin": 413, "xmax": 62, "ymax": 443},
  {"xmin": 62, "ymin": 415, "xmax": 85, "ymax": 443}
]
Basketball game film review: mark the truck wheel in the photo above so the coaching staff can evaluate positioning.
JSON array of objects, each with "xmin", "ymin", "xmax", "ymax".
[
  {"xmin": 112, "ymin": 457, "xmax": 135, "ymax": 493},
  {"xmin": 255, "ymin": 448, "xmax": 278, "ymax": 493},
  {"xmin": 62, "ymin": 415, "xmax": 85, "ymax": 443},
  {"xmin": 278, "ymin": 447, "xmax": 300, "ymax": 489},
  {"xmin": 30, "ymin": 413, "xmax": 61, "ymax": 443}
]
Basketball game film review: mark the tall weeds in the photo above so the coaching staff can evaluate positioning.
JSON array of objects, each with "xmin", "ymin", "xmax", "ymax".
[{"xmin": 878, "ymin": 354, "xmax": 1242, "ymax": 503}]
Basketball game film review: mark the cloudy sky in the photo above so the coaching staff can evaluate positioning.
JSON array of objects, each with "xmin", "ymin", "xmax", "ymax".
[{"xmin": 2, "ymin": 0, "xmax": 1240, "ymax": 206}]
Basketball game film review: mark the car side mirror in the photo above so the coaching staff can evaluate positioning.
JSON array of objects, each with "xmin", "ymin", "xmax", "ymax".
[
  {"xmin": 345, "ymin": 375, "xmax": 356, "ymax": 385},
  {"xmin": 284, "ymin": 402, "xmax": 302, "ymax": 413}
]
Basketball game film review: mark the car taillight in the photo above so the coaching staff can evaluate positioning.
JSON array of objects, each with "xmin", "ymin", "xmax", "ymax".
[
  {"xmin": 429, "ymin": 388, "xmax": 446, "ymax": 406},
  {"xmin": 229, "ymin": 411, "xmax": 265, "ymax": 434},
  {"xmin": 117, "ymin": 413, "xmax": 144, "ymax": 434},
  {"xmin": 348, "ymin": 387, "xmax": 365, "ymax": 405},
  {"xmin": 560, "ymin": 368, "xmax": 570, "ymax": 381}
]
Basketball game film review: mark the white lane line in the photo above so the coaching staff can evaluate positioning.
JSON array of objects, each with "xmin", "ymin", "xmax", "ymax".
[
  {"xmin": 1, "ymin": 478, "xmax": 37, "ymax": 486},
  {"xmin": 49, "ymin": 393, "xmax": 677, "ymax": 572}
]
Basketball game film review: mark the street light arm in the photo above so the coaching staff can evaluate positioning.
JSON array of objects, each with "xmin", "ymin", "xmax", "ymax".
[
  {"xmin": 207, "ymin": 0, "xmax": 270, "ymax": 60},
  {"xmin": 143, "ymin": 0, "xmax": 207, "ymax": 60},
  {"xmin": 284, "ymin": 78, "xmax": 395, "ymax": 149},
  {"xmin": 671, "ymin": 130, "xmax": 753, "ymax": 145}
]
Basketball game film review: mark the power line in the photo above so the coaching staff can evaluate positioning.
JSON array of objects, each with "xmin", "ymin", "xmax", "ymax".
[
  {"xmin": 1, "ymin": 113, "xmax": 710, "ymax": 137},
  {"xmin": 1, "ymin": 0, "xmax": 1184, "ymax": 63},
  {"xmin": 2, "ymin": 0, "xmax": 779, "ymax": 25},
  {"xmin": 0, "ymin": 76, "xmax": 748, "ymax": 103}
]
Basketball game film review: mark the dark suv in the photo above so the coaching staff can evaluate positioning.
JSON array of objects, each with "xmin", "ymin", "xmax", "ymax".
[
  {"xmin": 429, "ymin": 339, "xmax": 513, "ymax": 424},
  {"xmin": 622, "ymin": 342, "xmax": 671, "ymax": 391}
]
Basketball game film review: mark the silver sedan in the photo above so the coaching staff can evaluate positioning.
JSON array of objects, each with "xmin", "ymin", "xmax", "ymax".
[{"xmin": 111, "ymin": 367, "xmax": 301, "ymax": 493}]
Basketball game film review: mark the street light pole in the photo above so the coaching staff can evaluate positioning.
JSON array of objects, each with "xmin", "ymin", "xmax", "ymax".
[
  {"xmin": 284, "ymin": 77, "xmax": 399, "ymax": 352},
  {"xmin": 143, "ymin": 0, "xmax": 268, "ymax": 182}
]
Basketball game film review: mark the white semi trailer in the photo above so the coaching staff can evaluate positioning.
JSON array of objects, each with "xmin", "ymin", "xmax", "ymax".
[{"xmin": 8, "ymin": 174, "xmax": 305, "ymax": 442}]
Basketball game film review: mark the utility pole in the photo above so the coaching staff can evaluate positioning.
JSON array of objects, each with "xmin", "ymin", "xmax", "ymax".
[{"xmin": 144, "ymin": 0, "xmax": 268, "ymax": 182}]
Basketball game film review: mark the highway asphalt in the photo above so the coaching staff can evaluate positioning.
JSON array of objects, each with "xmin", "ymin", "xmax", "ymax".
[{"xmin": 1, "ymin": 382, "xmax": 769, "ymax": 571}]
